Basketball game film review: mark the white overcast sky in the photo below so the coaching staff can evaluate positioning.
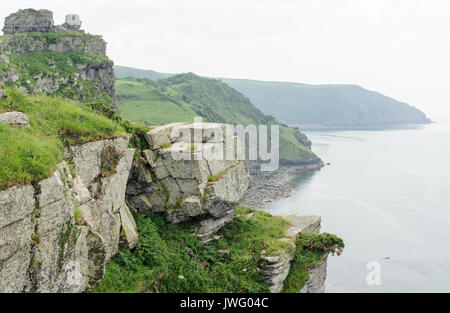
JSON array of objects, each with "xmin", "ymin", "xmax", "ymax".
[{"xmin": 2, "ymin": 0, "xmax": 450, "ymax": 120}]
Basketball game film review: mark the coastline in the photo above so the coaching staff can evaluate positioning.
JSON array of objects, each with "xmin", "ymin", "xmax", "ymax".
[{"xmin": 241, "ymin": 161, "xmax": 324, "ymax": 209}]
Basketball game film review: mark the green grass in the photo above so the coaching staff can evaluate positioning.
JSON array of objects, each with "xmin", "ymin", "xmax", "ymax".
[
  {"xmin": 74, "ymin": 206, "xmax": 84, "ymax": 226},
  {"xmin": 3, "ymin": 49, "xmax": 111, "ymax": 103},
  {"xmin": 283, "ymin": 233, "xmax": 344, "ymax": 293},
  {"xmin": 116, "ymin": 79, "xmax": 197, "ymax": 125},
  {"xmin": 207, "ymin": 164, "xmax": 237, "ymax": 182},
  {"xmin": 160, "ymin": 142, "xmax": 172, "ymax": 149},
  {"xmin": 92, "ymin": 206, "xmax": 293, "ymax": 293},
  {"xmin": 0, "ymin": 87, "xmax": 125, "ymax": 190}
]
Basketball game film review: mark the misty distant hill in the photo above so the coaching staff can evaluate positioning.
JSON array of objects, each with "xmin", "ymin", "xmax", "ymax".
[
  {"xmin": 114, "ymin": 66, "xmax": 431, "ymax": 128},
  {"xmin": 221, "ymin": 79, "xmax": 431, "ymax": 128}
]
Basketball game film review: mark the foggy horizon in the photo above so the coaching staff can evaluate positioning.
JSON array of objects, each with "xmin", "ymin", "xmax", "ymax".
[{"xmin": 2, "ymin": 0, "xmax": 450, "ymax": 121}]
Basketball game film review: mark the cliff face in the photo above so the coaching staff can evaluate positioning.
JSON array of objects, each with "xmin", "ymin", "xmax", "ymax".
[
  {"xmin": 0, "ymin": 9, "xmax": 118, "ymax": 111},
  {"xmin": 0, "ymin": 136, "xmax": 137, "ymax": 292},
  {"xmin": 0, "ymin": 9, "xmax": 337, "ymax": 294}
]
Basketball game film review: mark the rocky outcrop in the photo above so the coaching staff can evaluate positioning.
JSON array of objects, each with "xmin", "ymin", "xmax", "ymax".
[
  {"xmin": 0, "ymin": 136, "xmax": 137, "ymax": 293},
  {"xmin": 127, "ymin": 122, "xmax": 251, "ymax": 242},
  {"xmin": 259, "ymin": 213, "xmax": 321, "ymax": 293},
  {"xmin": 0, "ymin": 9, "xmax": 118, "ymax": 111},
  {"xmin": 0, "ymin": 111, "xmax": 30, "ymax": 128},
  {"xmin": 2, "ymin": 10, "xmax": 83, "ymax": 35},
  {"xmin": 2, "ymin": 9, "xmax": 54, "ymax": 35}
]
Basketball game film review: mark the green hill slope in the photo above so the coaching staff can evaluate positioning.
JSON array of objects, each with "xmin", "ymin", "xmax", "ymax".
[
  {"xmin": 116, "ymin": 75, "xmax": 319, "ymax": 164},
  {"xmin": 114, "ymin": 66, "xmax": 430, "ymax": 128},
  {"xmin": 221, "ymin": 78, "xmax": 431, "ymax": 127}
]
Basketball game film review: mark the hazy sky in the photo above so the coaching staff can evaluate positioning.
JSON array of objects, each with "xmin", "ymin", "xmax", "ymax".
[{"xmin": 2, "ymin": 0, "xmax": 450, "ymax": 120}]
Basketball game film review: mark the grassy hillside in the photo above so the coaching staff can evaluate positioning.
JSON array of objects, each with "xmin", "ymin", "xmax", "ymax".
[
  {"xmin": 0, "ymin": 87, "xmax": 127, "ymax": 190},
  {"xmin": 0, "ymin": 31, "xmax": 115, "ymax": 107},
  {"xmin": 221, "ymin": 78, "xmax": 431, "ymax": 127},
  {"xmin": 116, "ymin": 75, "xmax": 319, "ymax": 164},
  {"xmin": 93, "ymin": 206, "xmax": 342, "ymax": 293},
  {"xmin": 116, "ymin": 79, "xmax": 196, "ymax": 125},
  {"xmin": 114, "ymin": 66, "xmax": 430, "ymax": 128}
]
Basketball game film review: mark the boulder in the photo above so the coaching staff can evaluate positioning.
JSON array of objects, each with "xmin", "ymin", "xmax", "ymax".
[
  {"xmin": 128, "ymin": 122, "xmax": 251, "ymax": 242},
  {"xmin": 3, "ymin": 9, "xmax": 54, "ymax": 34},
  {"xmin": 144, "ymin": 122, "xmax": 186, "ymax": 149},
  {"xmin": 0, "ymin": 111, "xmax": 31, "ymax": 128}
]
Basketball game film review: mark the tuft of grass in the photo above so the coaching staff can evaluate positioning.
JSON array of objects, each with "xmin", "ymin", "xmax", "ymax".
[
  {"xmin": 283, "ymin": 233, "xmax": 344, "ymax": 293},
  {"xmin": 0, "ymin": 87, "xmax": 125, "ymax": 190},
  {"xmin": 207, "ymin": 165, "xmax": 237, "ymax": 183},
  {"xmin": 160, "ymin": 142, "xmax": 172, "ymax": 149},
  {"xmin": 74, "ymin": 207, "xmax": 84, "ymax": 226}
]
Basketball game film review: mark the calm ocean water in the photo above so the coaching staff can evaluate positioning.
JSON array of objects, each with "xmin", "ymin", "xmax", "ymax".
[{"xmin": 262, "ymin": 122, "xmax": 450, "ymax": 292}]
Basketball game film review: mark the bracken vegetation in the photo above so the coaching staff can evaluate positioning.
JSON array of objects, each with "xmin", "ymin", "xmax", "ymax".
[
  {"xmin": 283, "ymin": 233, "xmax": 344, "ymax": 293},
  {"xmin": 92, "ymin": 206, "xmax": 294, "ymax": 293}
]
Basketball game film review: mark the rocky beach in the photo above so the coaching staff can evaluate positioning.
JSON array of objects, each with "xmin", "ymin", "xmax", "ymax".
[{"xmin": 241, "ymin": 162, "xmax": 324, "ymax": 208}]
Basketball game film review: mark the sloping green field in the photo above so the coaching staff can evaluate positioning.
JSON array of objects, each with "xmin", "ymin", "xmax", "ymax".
[{"xmin": 116, "ymin": 75, "xmax": 320, "ymax": 164}]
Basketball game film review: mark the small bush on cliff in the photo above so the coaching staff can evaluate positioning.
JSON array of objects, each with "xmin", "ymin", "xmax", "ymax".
[
  {"xmin": 283, "ymin": 233, "xmax": 344, "ymax": 293},
  {"xmin": 0, "ymin": 88, "xmax": 125, "ymax": 189}
]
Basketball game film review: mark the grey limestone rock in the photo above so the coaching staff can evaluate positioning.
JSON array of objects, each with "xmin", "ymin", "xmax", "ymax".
[
  {"xmin": 0, "ymin": 111, "xmax": 31, "ymax": 128},
  {"xmin": 2, "ymin": 9, "xmax": 54, "ymax": 34},
  {"xmin": 128, "ymin": 122, "xmax": 251, "ymax": 242},
  {"xmin": 0, "ymin": 136, "xmax": 138, "ymax": 293}
]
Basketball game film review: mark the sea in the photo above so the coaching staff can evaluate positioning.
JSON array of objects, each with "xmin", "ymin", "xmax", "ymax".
[{"xmin": 262, "ymin": 122, "xmax": 450, "ymax": 292}]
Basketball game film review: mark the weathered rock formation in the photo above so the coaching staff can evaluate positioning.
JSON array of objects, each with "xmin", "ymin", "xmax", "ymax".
[
  {"xmin": 0, "ymin": 9, "xmax": 118, "ymax": 111},
  {"xmin": 127, "ymin": 122, "xmax": 251, "ymax": 242},
  {"xmin": 259, "ymin": 213, "xmax": 323, "ymax": 293},
  {"xmin": 2, "ymin": 9, "xmax": 54, "ymax": 35},
  {"xmin": 0, "ymin": 136, "xmax": 137, "ymax": 292}
]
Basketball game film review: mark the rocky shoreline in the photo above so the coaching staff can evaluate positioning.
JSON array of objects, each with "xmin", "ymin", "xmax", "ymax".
[{"xmin": 241, "ymin": 161, "xmax": 324, "ymax": 209}]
